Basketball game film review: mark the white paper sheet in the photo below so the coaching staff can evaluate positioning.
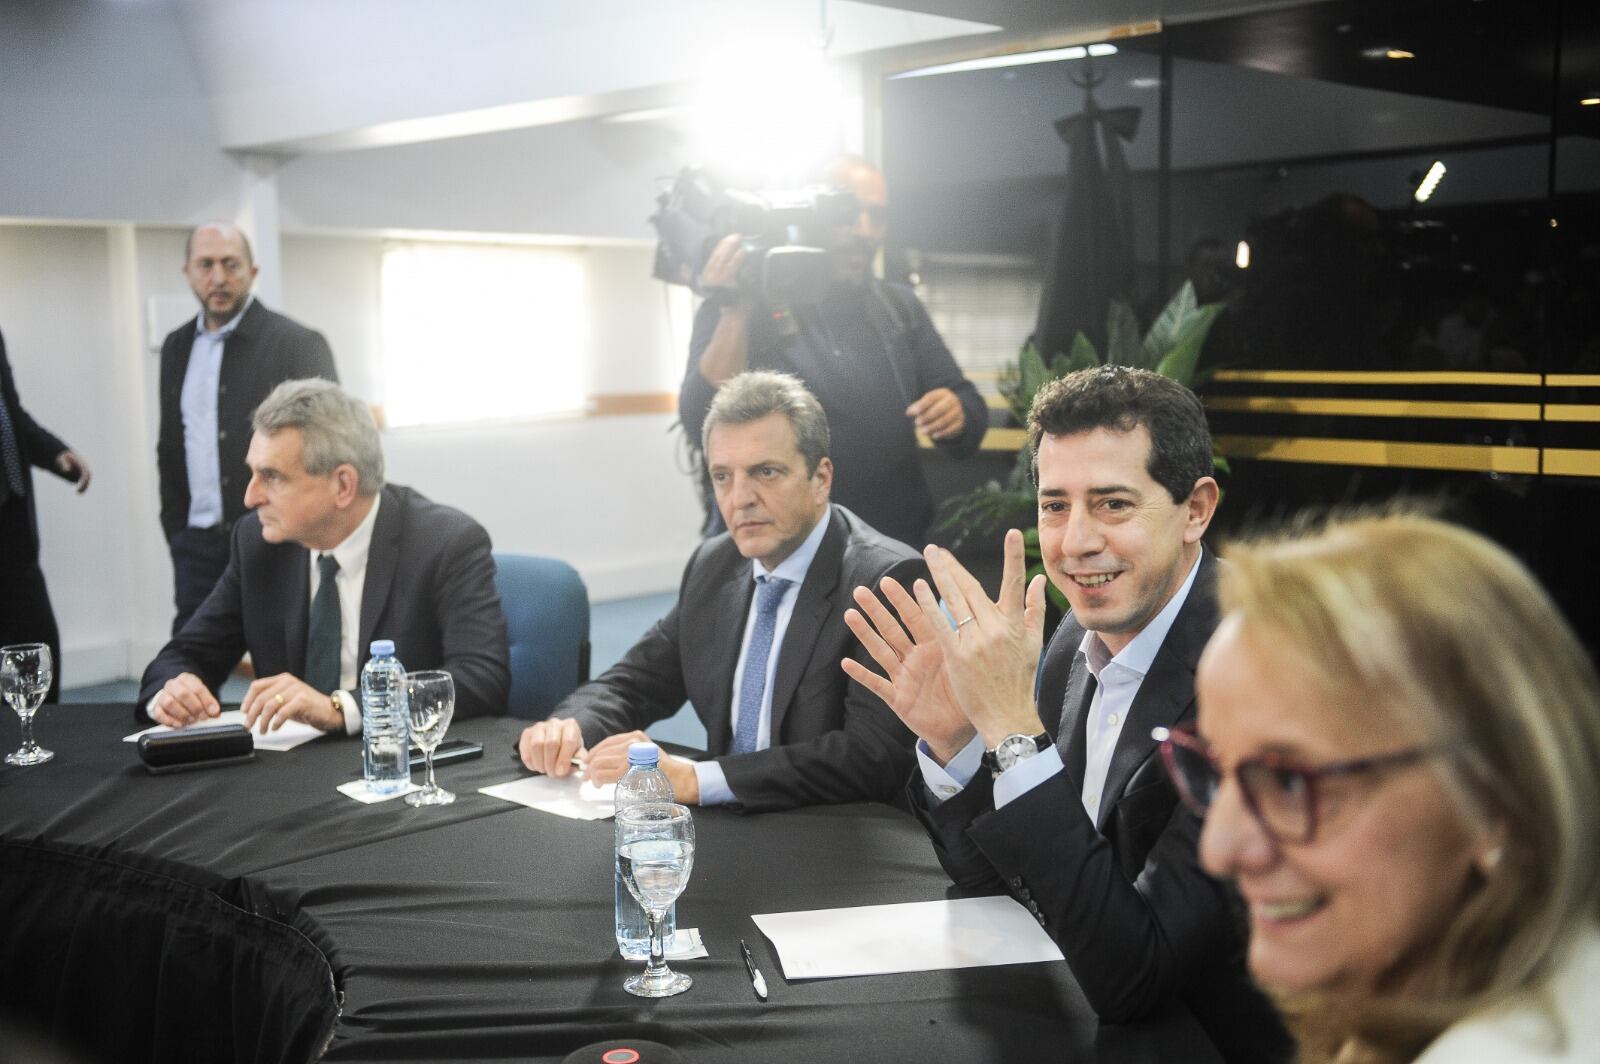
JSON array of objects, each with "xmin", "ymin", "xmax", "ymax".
[
  {"xmin": 478, "ymin": 774, "xmax": 616, "ymax": 820},
  {"xmin": 751, "ymin": 896, "xmax": 1064, "ymax": 980},
  {"xmin": 336, "ymin": 778, "xmax": 421, "ymax": 804},
  {"xmin": 123, "ymin": 709, "xmax": 325, "ymax": 752}
]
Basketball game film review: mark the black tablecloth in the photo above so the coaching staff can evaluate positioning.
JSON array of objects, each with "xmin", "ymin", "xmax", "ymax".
[{"xmin": 0, "ymin": 704, "xmax": 1221, "ymax": 1063}]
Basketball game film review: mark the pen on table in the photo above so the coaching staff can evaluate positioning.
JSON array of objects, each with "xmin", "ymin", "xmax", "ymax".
[
  {"xmin": 507, "ymin": 746, "xmax": 586, "ymax": 771},
  {"xmin": 740, "ymin": 938, "xmax": 768, "ymax": 1001}
]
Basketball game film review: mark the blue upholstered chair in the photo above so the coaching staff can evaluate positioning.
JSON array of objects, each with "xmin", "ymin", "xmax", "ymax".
[{"xmin": 492, "ymin": 553, "xmax": 591, "ymax": 720}]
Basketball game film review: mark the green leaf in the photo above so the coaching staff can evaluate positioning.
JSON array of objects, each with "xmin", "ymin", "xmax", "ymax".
[
  {"xmin": 1143, "ymin": 280, "xmax": 1197, "ymax": 364},
  {"xmin": 1153, "ymin": 303, "xmax": 1224, "ymax": 386},
  {"xmin": 1105, "ymin": 301, "xmax": 1143, "ymax": 368},
  {"xmin": 1065, "ymin": 331, "xmax": 1100, "ymax": 373}
]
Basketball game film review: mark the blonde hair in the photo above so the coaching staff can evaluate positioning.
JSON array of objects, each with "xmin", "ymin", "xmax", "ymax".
[{"xmin": 1219, "ymin": 510, "xmax": 1600, "ymax": 1062}]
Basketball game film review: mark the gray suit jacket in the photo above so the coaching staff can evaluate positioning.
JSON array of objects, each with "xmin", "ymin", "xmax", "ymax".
[
  {"xmin": 909, "ymin": 549, "xmax": 1290, "ymax": 1064},
  {"xmin": 138, "ymin": 483, "xmax": 510, "ymax": 723},
  {"xmin": 554, "ymin": 504, "xmax": 923, "ymax": 812}
]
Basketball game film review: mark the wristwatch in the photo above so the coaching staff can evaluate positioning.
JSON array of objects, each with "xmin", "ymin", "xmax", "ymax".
[{"xmin": 982, "ymin": 732, "xmax": 1052, "ymax": 776}]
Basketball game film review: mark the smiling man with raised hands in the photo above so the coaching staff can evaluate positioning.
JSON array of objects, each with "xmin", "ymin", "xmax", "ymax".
[{"xmin": 843, "ymin": 366, "xmax": 1289, "ymax": 1064}]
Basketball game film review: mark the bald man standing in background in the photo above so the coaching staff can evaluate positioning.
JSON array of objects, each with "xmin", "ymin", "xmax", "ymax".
[{"xmin": 157, "ymin": 223, "xmax": 338, "ymax": 632}]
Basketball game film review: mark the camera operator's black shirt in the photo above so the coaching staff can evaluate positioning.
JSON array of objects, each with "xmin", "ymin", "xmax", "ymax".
[{"xmin": 681, "ymin": 280, "xmax": 988, "ymax": 547}]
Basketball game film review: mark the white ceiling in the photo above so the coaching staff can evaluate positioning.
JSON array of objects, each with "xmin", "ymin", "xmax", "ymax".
[{"xmin": 172, "ymin": 0, "xmax": 1303, "ymax": 154}]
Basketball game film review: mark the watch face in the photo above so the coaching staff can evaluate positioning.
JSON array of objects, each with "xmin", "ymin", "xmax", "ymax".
[{"xmin": 996, "ymin": 734, "xmax": 1041, "ymax": 771}]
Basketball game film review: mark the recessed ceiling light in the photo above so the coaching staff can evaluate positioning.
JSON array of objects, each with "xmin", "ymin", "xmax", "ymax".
[
  {"xmin": 1581, "ymin": 97, "xmax": 1600, "ymax": 106},
  {"xmin": 1414, "ymin": 160, "xmax": 1446, "ymax": 203},
  {"xmin": 892, "ymin": 43, "xmax": 1116, "ymax": 79}
]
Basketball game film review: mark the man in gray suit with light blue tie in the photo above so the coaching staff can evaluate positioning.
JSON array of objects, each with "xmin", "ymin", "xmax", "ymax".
[{"xmin": 518, "ymin": 371, "xmax": 923, "ymax": 813}]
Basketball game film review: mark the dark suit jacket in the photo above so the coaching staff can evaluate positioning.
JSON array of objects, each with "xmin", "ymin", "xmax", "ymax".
[
  {"xmin": 0, "ymin": 328, "xmax": 73, "ymax": 560},
  {"xmin": 554, "ymin": 505, "xmax": 922, "ymax": 813},
  {"xmin": 157, "ymin": 300, "xmax": 337, "ymax": 538},
  {"xmin": 910, "ymin": 550, "xmax": 1290, "ymax": 1064},
  {"xmin": 137, "ymin": 484, "xmax": 510, "ymax": 723}
]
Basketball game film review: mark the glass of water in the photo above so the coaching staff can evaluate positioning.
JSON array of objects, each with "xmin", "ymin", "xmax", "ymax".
[
  {"xmin": 1, "ymin": 643, "xmax": 53, "ymax": 766},
  {"xmin": 404, "ymin": 670, "xmax": 455, "ymax": 806},
  {"xmin": 616, "ymin": 802, "xmax": 695, "ymax": 998}
]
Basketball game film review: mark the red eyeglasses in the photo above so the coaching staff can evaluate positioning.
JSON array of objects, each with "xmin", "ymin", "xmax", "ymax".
[{"xmin": 1153, "ymin": 724, "xmax": 1441, "ymax": 845}]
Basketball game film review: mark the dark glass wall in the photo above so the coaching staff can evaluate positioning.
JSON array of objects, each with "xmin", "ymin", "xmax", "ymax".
[{"xmin": 883, "ymin": 0, "xmax": 1600, "ymax": 653}]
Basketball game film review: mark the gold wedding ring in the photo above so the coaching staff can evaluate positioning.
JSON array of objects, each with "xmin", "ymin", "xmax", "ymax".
[
  {"xmin": 957, "ymin": 615, "xmax": 977, "ymax": 628},
  {"xmin": 273, "ymin": 693, "xmax": 286, "ymax": 707}
]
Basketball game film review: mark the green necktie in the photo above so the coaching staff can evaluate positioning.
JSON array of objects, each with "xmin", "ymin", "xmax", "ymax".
[{"xmin": 304, "ymin": 553, "xmax": 342, "ymax": 693}]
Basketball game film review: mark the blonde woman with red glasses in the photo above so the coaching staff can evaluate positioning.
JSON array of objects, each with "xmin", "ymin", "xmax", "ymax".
[{"xmin": 1158, "ymin": 512, "xmax": 1600, "ymax": 1063}]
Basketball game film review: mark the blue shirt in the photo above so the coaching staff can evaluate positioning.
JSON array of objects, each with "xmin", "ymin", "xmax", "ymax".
[
  {"xmin": 694, "ymin": 509, "xmax": 831, "ymax": 805},
  {"xmin": 181, "ymin": 296, "xmax": 252, "ymax": 528}
]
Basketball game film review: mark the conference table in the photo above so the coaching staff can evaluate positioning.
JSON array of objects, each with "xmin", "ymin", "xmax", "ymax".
[{"xmin": 0, "ymin": 703, "xmax": 1221, "ymax": 1063}]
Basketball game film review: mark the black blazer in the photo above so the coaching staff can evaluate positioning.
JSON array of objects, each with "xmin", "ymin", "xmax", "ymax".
[
  {"xmin": 554, "ymin": 504, "xmax": 923, "ymax": 812},
  {"xmin": 157, "ymin": 300, "xmax": 337, "ymax": 537},
  {"xmin": 0, "ymin": 328, "xmax": 72, "ymax": 559},
  {"xmin": 910, "ymin": 550, "xmax": 1290, "ymax": 1064},
  {"xmin": 137, "ymin": 484, "xmax": 510, "ymax": 723}
]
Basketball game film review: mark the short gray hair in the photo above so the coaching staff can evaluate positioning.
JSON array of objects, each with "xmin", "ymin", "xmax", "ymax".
[
  {"xmin": 252, "ymin": 379, "xmax": 384, "ymax": 494},
  {"xmin": 701, "ymin": 371, "xmax": 830, "ymax": 474}
]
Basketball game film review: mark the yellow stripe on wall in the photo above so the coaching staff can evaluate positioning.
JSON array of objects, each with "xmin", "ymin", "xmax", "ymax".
[
  {"xmin": 1212, "ymin": 370, "xmax": 1542, "ymax": 387},
  {"xmin": 1213, "ymin": 435, "xmax": 1540, "ymax": 475},
  {"xmin": 1543, "ymin": 404, "xmax": 1600, "ymax": 423},
  {"xmin": 1544, "ymin": 450, "xmax": 1600, "ymax": 477},
  {"xmin": 1206, "ymin": 396, "xmax": 1539, "ymax": 421},
  {"xmin": 1548, "ymin": 375, "xmax": 1600, "ymax": 387}
]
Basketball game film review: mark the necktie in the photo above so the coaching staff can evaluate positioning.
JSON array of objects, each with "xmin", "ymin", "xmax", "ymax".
[
  {"xmin": 0, "ymin": 393, "xmax": 26, "ymax": 502},
  {"xmin": 731, "ymin": 576, "xmax": 791, "ymax": 755},
  {"xmin": 304, "ymin": 553, "xmax": 342, "ymax": 693}
]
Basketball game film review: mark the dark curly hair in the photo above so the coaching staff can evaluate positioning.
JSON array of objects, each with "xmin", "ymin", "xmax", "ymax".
[{"xmin": 1027, "ymin": 365, "xmax": 1212, "ymax": 503}]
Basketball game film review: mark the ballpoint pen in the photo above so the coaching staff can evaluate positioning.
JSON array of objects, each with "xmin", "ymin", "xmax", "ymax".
[{"xmin": 739, "ymin": 938, "xmax": 768, "ymax": 1001}]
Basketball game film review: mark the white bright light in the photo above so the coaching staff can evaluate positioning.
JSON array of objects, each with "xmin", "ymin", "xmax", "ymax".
[
  {"xmin": 688, "ymin": 47, "xmax": 849, "ymax": 186},
  {"xmin": 380, "ymin": 243, "xmax": 588, "ymax": 427},
  {"xmin": 892, "ymin": 42, "xmax": 1116, "ymax": 80},
  {"xmin": 1413, "ymin": 160, "xmax": 1446, "ymax": 203},
  {"xmin": 1235, "ymin": 241, "xmax": 1251, "ymax": 270}
]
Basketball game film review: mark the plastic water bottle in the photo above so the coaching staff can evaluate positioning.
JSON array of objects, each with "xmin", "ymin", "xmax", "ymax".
[
  {"xmin": 360, "ymin": 639, "xmax": 410, "ymax": 795},
  {"xmin": 614, "ymin": 742, "xmax": 677, "ymax": 958}
]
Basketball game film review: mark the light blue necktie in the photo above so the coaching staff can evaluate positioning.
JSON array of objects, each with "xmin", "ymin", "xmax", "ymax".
[
  {"xmin": 0, "ymin": 393, "xmax": 26, "ymax": 501},
  {"xmin": 732, "ymin": 576, "xmax": 791, "ymax": 755}
]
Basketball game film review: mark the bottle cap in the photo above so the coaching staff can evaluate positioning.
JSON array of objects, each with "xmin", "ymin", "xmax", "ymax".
[
  {"xmin": 627, "ymin": 742, "xmax": 660, "ymax": 766},
  {"xmin": 369, "ymin": 639, "xmax": 396, "ymax": 656}
]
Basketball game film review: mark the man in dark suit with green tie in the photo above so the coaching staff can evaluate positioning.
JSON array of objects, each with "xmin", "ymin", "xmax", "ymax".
[{"xmin": 138, "ymin": 378, "xmax": 508, "ymax": 733}]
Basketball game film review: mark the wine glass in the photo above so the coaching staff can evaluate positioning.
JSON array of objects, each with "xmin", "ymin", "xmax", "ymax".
[
  {"xmin": 616, "ymin": 802, "xmax": 695, "ymax": 998},
  {"xmin": 2, "ymin": 643, "xmax": 53, "ymax": 766},
  {"xmin": 404, "ymin": 670, "xmax": 455, "ymax": 806}
]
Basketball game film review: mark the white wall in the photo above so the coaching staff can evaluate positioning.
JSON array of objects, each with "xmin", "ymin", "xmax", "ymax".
[
  {"xmin": 279, "ymin": 234, "xmax": 704, "ymax": 603},
  {"xmin": 0, "ymin": 225, "xmax": 167, "ymax": 686},
  {"xmin": 0, "ymin": 1, "xmax": 240, "ymax": 225}
]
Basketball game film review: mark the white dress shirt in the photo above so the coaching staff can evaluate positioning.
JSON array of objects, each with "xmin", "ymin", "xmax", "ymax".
[
  {"xmin": 180, "ymin": 296, "xmax": 252, "ymax": 528},
  {"xmin": 315, "ymin": 493, "xmax": 382, "ymax": 735},
  {"xmin": 917, "ymin": 550, "xmax": 1203, "ymax": 817},
  {"xmin": 694, "ymin": 510, "xmax": 830, "ymax": 806},
  {"xmin": 145, "ymin": 492, "xmax": 383, "ymax": 732}
]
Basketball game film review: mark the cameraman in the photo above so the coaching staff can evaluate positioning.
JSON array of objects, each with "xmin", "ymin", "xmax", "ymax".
[{"xmin": 678, "ymin": 156, "xmax": 988, "ymax": 546}]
